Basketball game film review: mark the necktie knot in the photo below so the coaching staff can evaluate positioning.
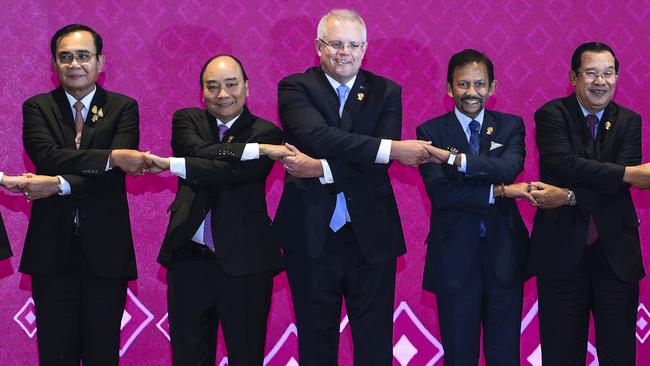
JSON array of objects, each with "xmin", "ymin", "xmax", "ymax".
[
  {"xmin": 469, "ymin": 120, "xmax": 480, "ymax": 134},
  {"xmin": 336, "ymin": 84, "xmax": 350, "ymax": 118},
  {"xmin": 218, "ymin": 123, "xmax": 229, "ymax": 142},
  {"xmin": 73, "ymin": 101, "xmax": 84, "ymax": 112},
  {"xmin": 469, "ymin": 120, "xmax": 481, "ymax": 156}
]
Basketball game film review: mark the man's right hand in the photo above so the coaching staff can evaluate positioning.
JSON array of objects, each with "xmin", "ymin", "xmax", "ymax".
[
  {"xmin": 109, "ymin": 149, "xmax": 148, "ymax": 175},
  {"xmin": 0, "ymin": 174, "xmax": 27, "ymax": 193},
  {"xmin": 623, "ymin": 163, "xmax": 650, "ymax": 190},
  {"xmin": 260, "ymin": 144, "xmax": 295, "ymax": 160},
  {"xmin": 390, "ymin": 140, "xmax": 441, "ymax": 166},
  {"xmin": 143, "ymin": 153, "xmax": 171, "ymax": 174}
]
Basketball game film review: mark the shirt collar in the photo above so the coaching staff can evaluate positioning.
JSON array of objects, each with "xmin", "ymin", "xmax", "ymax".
[
  {"xmin": 454, "ymin": 107, "xmax": 485, "ymax": 136},
  {"xmin": 323, "ymin": 72, "xmax": 356, "ymax": 92},
  {"xmin": 577, "ymin": 102, "xmax": 604, "ymax": 120},
  {"xmin": 216, "ymin": 113, "xmax": 241, "ymax": 129},
  {"xmin": 65, "ymin": 87, "xmax": 96, "ymax": 111}
]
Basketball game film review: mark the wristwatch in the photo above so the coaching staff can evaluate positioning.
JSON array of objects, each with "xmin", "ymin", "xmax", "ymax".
[
  {"xmin": 447, "ymin": 147, "xmax": 459, "ymax": 166},
  {"xmin": 565, "ymin": 189, "xmax": 576, "ymax": 206}
]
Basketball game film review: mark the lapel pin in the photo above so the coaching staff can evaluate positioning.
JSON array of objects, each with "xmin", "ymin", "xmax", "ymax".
[
  {"xmin": 486, "ymin": 127, "xmax": 493, "ymax": 135},
  {"xmin": 97, "ymin": 108, "xmax": 104, "ymax": 118},
  {"xmin": 357, "ymin": 93, "xmax": 365, "ymax": 101},
  {"xmin": 227, "ymin": 136, "xmax": 234, "ymax": 143},
  {"xmin": 91, "ymin": 115, "xmax": 98, "ymax": 123},
  {"xmin": 91, "ymin": 105, "xmax": 98, "ymax": 114},
  {"xmin": 605, "ymin": 121, "xmax": 611, "ymax": 130}
]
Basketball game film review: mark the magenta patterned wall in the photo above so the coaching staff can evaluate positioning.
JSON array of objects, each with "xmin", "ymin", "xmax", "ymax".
[{"xmin": 1, "ymin": 1, "xmax": 649, "ymax": 365}]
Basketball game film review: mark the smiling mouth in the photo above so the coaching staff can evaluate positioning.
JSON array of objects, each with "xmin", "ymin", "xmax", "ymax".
[
  {"xmin": 462, "ymin": 98, "xmax": 481, "ymax": 106},
  {"xmin": 589, "ymin": 89, "xmax": 608, "ymax": 95},
  {"xmin": 335, "ymin": 59, "xmax": 351, "ymax": 65},
  {"xmin": 216, "ymin": 101, "xmax": 235, "ymax": 107}
]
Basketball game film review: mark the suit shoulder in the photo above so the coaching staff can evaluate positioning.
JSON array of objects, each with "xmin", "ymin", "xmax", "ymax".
[
  {"xmin": 104, "ymin": 90, "xmax": 137, "ymax": 105},
  {"xmin": 418, "ymin": 112, "xmax": 452, "ymax": 131},
  {"xmin": 173, "ymin": 107, "xmax": 203, "ymax": 117},
  {"xmin": 23, "ymin": 92, "xmax": 54, "ymax": 106},
  {"xmin": 610, "ymin": 101, "xmax": 641, "ymax": 121},
  {"xmin": 536, "ymin": 96, "xmax": 569, "ymax": 114},
  {"xmin": 251, "ymin": 115, "xmax": 282, "ymax": 133},
  {"xmin": 486, "ymin": 110, "xmax": 525, "ymax": 127}
]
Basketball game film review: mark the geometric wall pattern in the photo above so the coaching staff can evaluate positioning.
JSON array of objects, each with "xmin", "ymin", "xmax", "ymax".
[{"xmin": 1, "ymin": 0, "xmax": 650, "ymax": 364}]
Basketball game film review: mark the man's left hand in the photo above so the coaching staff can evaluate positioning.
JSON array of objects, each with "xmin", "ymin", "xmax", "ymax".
[
  {"xmin": 530, "ymin": 181, "xmax": 568, "ymax": 209},
  {"xmin": 281, "ymin": 144, "xmax": 324, "ymax": 178},
  {"xmin": 18, "ymin": 173, "xmax": 60, "ymax": 201}
]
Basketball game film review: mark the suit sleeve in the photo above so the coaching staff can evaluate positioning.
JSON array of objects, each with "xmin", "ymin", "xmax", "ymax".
[
  {"xmin": 417, "ymin": 124, "xmax": 491, "ymax": 211},
  {"xmin": 22, "ymin": 97, "xmax": 139, "ymax": 177},
  {"xmin": 327, "ymin": 85, "xmax": 402, "ymax": 190},
  {"xmin": 183, "ymin": 127, "xmax": 281, "ymax": 187},
  {"xmin": 278, "ymin": 76, "xmax": 382, "ymax": 164},
  {"xmin": 464, "ymin": 117, "xmax": 526, "ymax": 183},
  {"xmin": 534, "ymin": 105, "xmax": 628, "ymax": 195},
  {"xmin": 171, "ymin": 109, "xmax": 245, "ymax": 160}
]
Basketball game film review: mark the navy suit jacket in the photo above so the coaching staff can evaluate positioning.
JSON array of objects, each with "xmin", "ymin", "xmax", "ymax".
[
  {"xmin": 417, "ymin": 110, "xmax": 529, "ymax": 294},
  {"xmin": 528, "ymin": 94, "xmax": 645, "ymax": 282},
  {"xmin": 274, "ymin": 67, "xmax": 406, "ymax": 263}
]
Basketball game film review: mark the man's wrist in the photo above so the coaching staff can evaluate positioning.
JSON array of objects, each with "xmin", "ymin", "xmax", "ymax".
[{"xmin": 565, "ymin": 189, "xmax": 576, "ymax": 206}]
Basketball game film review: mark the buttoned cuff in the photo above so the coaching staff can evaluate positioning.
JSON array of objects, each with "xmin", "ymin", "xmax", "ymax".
[{"xmin": 57, "ymin": 175, "xmax": 71, "ymax": 195}]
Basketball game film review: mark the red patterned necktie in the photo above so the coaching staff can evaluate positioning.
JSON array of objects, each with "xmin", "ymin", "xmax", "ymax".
[
  {"xmin": 73, "ymin": 101, "xmax": 84, "ymax": 149},
  {"xmin": 586, "ymin": 113, "xmax": 598, "ymax": 141}
]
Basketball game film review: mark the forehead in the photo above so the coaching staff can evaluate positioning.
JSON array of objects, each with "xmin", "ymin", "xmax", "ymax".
[
  {"xmin": 452, "ymin": 62, "xmax": 489, "ymax": 81},
  {"xmin": 580, "ymin": 51, "xmax": 615, "ymax": 68},
  {"xmin": 203, "ymin": 57, "xmax": 243, "ymax": 83},
  {"xmin": 324, "ymin": 18, "xmax": 364, "ymax": 40},
  {"xmin": 57, "ymin": 31, "xmax": 95, "ymax": 52}
]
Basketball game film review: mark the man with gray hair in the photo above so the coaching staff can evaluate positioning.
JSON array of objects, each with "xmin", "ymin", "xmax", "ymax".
[{"xmin": 274, "ymin": 8, "xmax": 437, "ymax": 365}]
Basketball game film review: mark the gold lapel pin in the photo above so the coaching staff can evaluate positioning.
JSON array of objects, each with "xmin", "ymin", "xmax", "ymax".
[
  {"xmin": 605, "ymin": 121, "xmax": 612, "ymax": 130},
  {"xmin": 357, "ymin": 93, "xmax": 365, "ymax": 101},
  {"xmin": 91, "ymin": 105, "xmax": 98, "ymax": 114},
  {"xmin": 486, "ymin": 127, "xmax": 493, "ymax": 135},
  {"xmin": 227, "ymin": 136, "xmax": 234, "ymax": 143},
  {"xmin": 97, "ymin": 108, "xmax": 104, "ymax": 118}
]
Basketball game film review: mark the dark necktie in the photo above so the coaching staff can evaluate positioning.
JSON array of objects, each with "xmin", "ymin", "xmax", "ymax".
[
  {"xmin": 469, "ymin": 120, "xmax": 486, "ymax": 237},
  {"xmin": 586, "ymin": 113, "xmax": 598, "ymax": 141},
  {"xmin": 584, "ymin": 114, "xmax": 599, "ymax": 245},
  {"xmin": 203, "ymin": 124, "xmax": 230, "ymax": 252},
  {"xmin": 73, "ymin": 101, "xmax": 84, "ymax": 149}
]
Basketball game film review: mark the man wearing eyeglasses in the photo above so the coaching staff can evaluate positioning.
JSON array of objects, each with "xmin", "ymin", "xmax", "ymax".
[
  {"xmin": 274, "ymin": 9, "xmax": 438, "ymax": 365},
  {"xmin": 528, "ymin": 41, "xmax": 648, "ymax": 366},
  {"xmin": 20, "ymin": 23, "xmax": 147, "ymax": 365}
]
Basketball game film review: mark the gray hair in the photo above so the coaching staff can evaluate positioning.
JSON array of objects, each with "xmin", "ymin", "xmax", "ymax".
[{"xmin": 316, "ymin": 9, "xmax": 367, "ymax": 42}]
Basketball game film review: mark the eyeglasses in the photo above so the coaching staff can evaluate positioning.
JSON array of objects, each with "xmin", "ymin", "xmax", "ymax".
[
  {"xmin": 577, "ymin": 70, "xmax": 617, "ymax": 81},
  {"xmin": 56, "ymin": 51, "xmax": 97, "ymax": 65},
  {"xmin": 318, "ymin": 38, "xmax": 365, "ymax": 52}
]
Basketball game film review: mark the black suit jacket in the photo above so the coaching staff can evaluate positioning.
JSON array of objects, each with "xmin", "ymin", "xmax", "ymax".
[
  {"xmin": 157, "ymin": 106, "xmax": 283, "ymax": 276},
  {"xmin": 417, "ymin": 110, "xmax": 529, "ymax": 294},
  {"xmin": 273, "ymin": 67, "xmax": 405, "ymax": 263},
  {"xmin": 20, "ymin": 85, "xmax": 138, "ymax": 279},
  {"xmin": 528, "ymin": 94, "xmax": 645, "ymax": 282},
  {"xmin": 0, "ymin": 213, "xmax": 11, "ymax": 260}
]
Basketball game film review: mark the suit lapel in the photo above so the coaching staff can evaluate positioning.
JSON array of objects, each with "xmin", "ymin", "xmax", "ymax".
[
  {"xmin": 480, "ymin": 111, "xmax": 496, "ymax": 155},
  {"xmin": 565, "ymin": 95, "xmax": 595, "ymax": 159},
  {"xmin": 341, "ymin": 72, "xmax": 366, "ymax": 132},
  {"xmin": 200, "ymin": 110, "xmax": 217, "ymax": 142},
  {"xmin": 222, "ymin": 106, "xmax": 252, "ymax": 143},
  {"xmin": 79, "ymin": 85, "xmax": 106, "ymax": 149},
  {"xmin": 314, "ymin": 68, "xmax": 340, "ymax": 128},
  {"xmin": 598, "ymin": 103, "xmax": 618, "ymax": 161},
  {"xmin": 51, "ymin": 86, "xmax": 76, "ymax": 148},
  {"xmin": 444, "ymin": 112, "xmax": 471, "ymax": 153}
]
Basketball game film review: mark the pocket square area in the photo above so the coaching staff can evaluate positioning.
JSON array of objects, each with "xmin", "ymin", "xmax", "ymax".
[{"xmin": 489, "ymin": 141, "xmax": 503, "ymax": 150}]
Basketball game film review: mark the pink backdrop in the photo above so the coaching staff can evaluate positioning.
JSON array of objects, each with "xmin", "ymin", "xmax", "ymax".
[{"xmin": 1, "ymin": 1, "xmax": 649, "ymax": 365}]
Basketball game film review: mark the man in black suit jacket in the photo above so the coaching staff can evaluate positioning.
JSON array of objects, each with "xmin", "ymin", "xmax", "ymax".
[
  {"xmin": 528, "ymin": 42, "xmax": 649, "ymax": 366},
  {"xmin": 19, "ymin": 24, "xmax": 149, "ymax": 365},
  {"xmin": 274, "ymin": 9, "xmax": 437, "ymax": 366},
  {"xmin": 146, "ymin": 55, "xmax": 292, "ymax": 366},
  {"xmin": 417, "ymin": 49, "xmax": 532, "ymax": 366}
]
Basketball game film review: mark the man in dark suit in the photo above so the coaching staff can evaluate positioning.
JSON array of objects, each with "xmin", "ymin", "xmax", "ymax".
[
  {"xmin": 19, "ymin": 24, "xmax": 149, "ymax": 365},
  {"xmin": 528, "ymin": 42, "xmax": 650, "ymax": 366},
  {"xmin": 274, "ymin": 9, "xmax": 437, "ymax": 365},
  {"xmin": 146, "ymin": 54, "xmax": 292, "ymax": 366},
  {"xmin": 416, "ymin": 49, "xmax": 532, "ymax": 366}
]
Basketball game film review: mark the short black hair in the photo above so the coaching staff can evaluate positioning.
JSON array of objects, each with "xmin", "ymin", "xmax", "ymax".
[
  {"xmin": 571, "ymin": 42, "xmax": 619, "ymax": 73},
  {"xmin": 199, "ymin": 54, "xmax": 249, "ymax": 87},
  {"xmin": 50, "ymin": 24, "xmax": 103, "ymax": 59},
  {"xmin": 447, "ymin": 49, "xmax": 494, "ymax": 84}
]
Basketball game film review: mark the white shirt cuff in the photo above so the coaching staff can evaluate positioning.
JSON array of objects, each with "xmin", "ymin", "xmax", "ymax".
[
  {"xmin": 105, "ymin": 156, "xmax": 112, "ymax": 171},
  {"xmin": 375, "ymin": 139, "xmax": 391, "ymax": 164},
  {"xmin": 458, "ymin": 153, "xmax": 467, "ymax": 173},
  {"xmin": 169, "ymin": 157, "xmax": 186, "ymax": 179},
  {"xmin": 57, "ymin": 175, "xmax": 71, "ymax": 195},
  {"xmin": 0, "ymin": 172, "xmax": 4, "ymax": 184},
  {"xmin": 489, "ymin": 184, "xmax": 495, "ymax": 204},
  {"xmin": 319, "ymin": 159, "xmax": 334, "ymax": 184},
  {"xmin": 241, "ymin": 143, "xmax": 259, "ymax": 161}
]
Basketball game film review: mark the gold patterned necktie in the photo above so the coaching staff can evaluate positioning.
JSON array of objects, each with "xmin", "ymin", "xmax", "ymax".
[{"xmin": 73, "ymin": 101, "xmax": 84, "ymax": 149}]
